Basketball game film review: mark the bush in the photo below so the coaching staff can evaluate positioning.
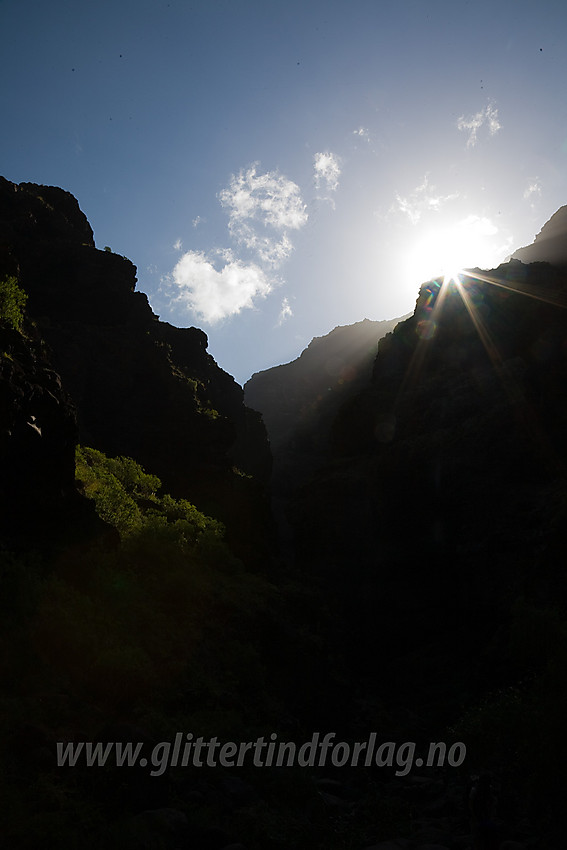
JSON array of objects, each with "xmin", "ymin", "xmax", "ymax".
[
  {"xmin": 75, "ymin": 446, "xmax": 225, "ymax": 545},
  {"xmin": 16, "ymin": 446, "xmax": 278, "ymax": 713},
  {"xmin": 76, "ymin": 447, "xmax": 143, "ymax": 535},
  {"xmin": 0, "ymin": 276, "xmax": 27, "ymax": 331}
]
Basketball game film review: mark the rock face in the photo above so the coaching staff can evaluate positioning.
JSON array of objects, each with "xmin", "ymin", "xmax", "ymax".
[
  {"xmin": 286, "ymin": 260, "xmax": 567, "ymax": 715},
  {"xmin": 0, "ymin": 320, "xmax": 106, "ymax": 552},
  {"xmin": 510, "ymin": 205, "xmax": 567, "ymax": 266},
  {"xmin": 245, "ymin": 317, "xmax": 406, "ymax": 451},
  {"xmin": 245, "ymin": 317, "xmax": 405, "ymax": 500},
  {"xmin": 0, "ymin": 177, "xmax": 273, "ymax": 561}
]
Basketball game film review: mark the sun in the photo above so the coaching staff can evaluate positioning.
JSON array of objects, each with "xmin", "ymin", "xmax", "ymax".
[{"xmin": 405, "ymin": 215, "xmax": 506, "ymax": 288}]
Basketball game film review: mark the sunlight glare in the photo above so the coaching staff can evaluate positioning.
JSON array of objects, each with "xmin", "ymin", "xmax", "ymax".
[{"xmin": 406, "ymin": 215, "xmax": 506, "ymax": 288}]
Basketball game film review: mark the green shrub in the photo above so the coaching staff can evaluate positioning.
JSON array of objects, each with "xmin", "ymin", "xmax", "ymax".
[
  {"xmin": 76, "ymin": 447, "xmax": 143, "ymax": 535},
  {"xmin": 75, "ymin": 446, "xmax": 225, "ymax": 546},
  {"xmin": 0, "ymin": 276, "xmax": 27, "ymax": 331},
  {"xmin": 22, "ymin": 446, "xmax": 278, "ymax": 713}
]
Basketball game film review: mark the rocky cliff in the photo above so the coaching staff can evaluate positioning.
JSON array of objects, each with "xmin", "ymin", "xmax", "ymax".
[
  {"xmin": 510, "ymin": 204, "xmax": 567, "ymax": 266},
  {"xmin": 0, "ymin": 177, "xmax": 273, "ymax": 563},
  {"xmin": 287, "ymin": 258, "xmax": 567, "ymax": 718},
  {"xmin": 245, "ymin": 317, "xmax": 406, "ymax": 451},
  {"xmin": 245, "ymin": 316, "xmax": 406, "ymax": 508},
  {"xmin": 0, "ymin": 316, "xmax": 108, "ymax": 553}
]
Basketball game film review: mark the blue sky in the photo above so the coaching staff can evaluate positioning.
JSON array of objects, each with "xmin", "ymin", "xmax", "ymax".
[{"xmin": 2, "ymin": 0, "xmax": 567, "ymax": 384}]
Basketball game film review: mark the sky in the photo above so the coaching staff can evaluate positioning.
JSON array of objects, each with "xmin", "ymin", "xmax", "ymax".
[{"xmin": 2, "ymin": 0, "xmax": 567, "ymax": 385}]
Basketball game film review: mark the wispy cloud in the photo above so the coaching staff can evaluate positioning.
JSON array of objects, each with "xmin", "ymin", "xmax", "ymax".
[
  {"xmin": 192, "ymin": 215, "xmax": 204, "ymax": 228},
  {"xmin": 457, "ymin": 101, "xmax": 501, "ymax": 148},
  {"xmin": 173, "ymin": 238, "xmax": 183, "ymax": 252},
  {"xmin": 313, "ymin": 151, "xmax": 341, "ymax": 197},
  {"xmin": 277, "ymin": 296, "xmax": 293, "ymax": 326},
  {"xmin": 459, "ymin": 214, "xmax": 498, "ymax": 237},
  {"xmin": 392, "ymin": 174, "xmax": 459, "ymax": 225},
  {"xmin": 219, "ymin": 164, "xmax": 308, "ymax": 266},
  {"xmin": 523, "ymin": 179, "xmax": 542, "ymax": 201},
  {"xmin": 352, "ymin": 127, "xmax": 370, "ymax": 140},
  {"xmin": 169, "ymin": 250, "xmax": 271, "ymax": 324}
]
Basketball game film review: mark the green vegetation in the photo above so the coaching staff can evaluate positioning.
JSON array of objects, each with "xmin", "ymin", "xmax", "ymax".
[
  {"xmin": 0, "ymin": 276, "xmax": 27, "ymax": 331},
  {"xmin": 0, "ymin": 446, "xmax": 286, "ymax": 845},
  {"xmin": 1, "ymin": 443, "xmax": 398, "ymax": 848},
  {"xmin": 76, "ymin": 446, "xmax": 227, "ymax": 546},
  {"xmin": 47, "ymin": 446, "xmax": 272, "ymax": 710}
]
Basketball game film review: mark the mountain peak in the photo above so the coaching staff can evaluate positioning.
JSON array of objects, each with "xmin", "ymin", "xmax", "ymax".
[{"xmin": 510, "ymin": 205, "xmax": 567, "ymax": 266}]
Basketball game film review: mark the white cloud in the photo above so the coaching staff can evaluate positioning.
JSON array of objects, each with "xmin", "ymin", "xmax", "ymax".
[
  {"xmin": 173, "ymin": 238, "xmax": 183, "ymax": 251},
  {"xmin": 313, "ymin": 151, "xmax": 341, "ymax": 195},
  {"xmin": 165, "ymin": 164, "xmax": 306, "ymax": 324},
  {"xmin": 169, "ymin": 250, "xmax": 271, "ymax": 323},
  {"xmin": 353, "ymin": 127, "xmax": 369, "ymax": 139},
  {"xmin": 219, "ymin": 164, "xmax": 308, "ymax": 267},
  {"xmin": 192, "ymin": 215, "xmax": 204, "ymax": 227},
  {"xmin": 277, "ymin": 296, "xmax": 293, "ymax": 325},
  {"xmin": 457, "ymin": 101, "xmax": 501, "ymax": 148},
  {"xmin": 393, "ymin": 174, "xmax": 459, "ymax": 225}
]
